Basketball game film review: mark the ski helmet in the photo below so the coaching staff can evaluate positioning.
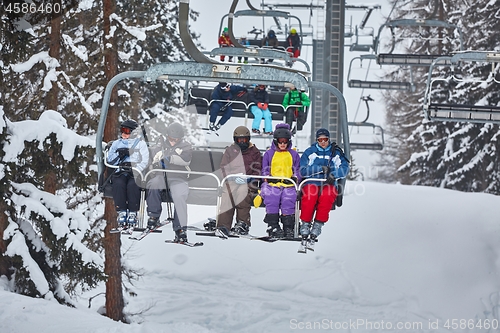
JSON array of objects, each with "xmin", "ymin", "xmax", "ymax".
[
  {"xmin": 290, "ymin": 28, "xmax": 297, "ymax": 34},
  {"xmin": 273, "ymin": 123, "xmax": 292, "ymax": 149},
  {"xmin": 120, "ymin": 119, "xmax": 138, "ymax": 130},
  {"xmin": 315, "ymin": 128, "xmax": 330, "ymax": 139},
  {"xmin": 166, "ymin": 122, "xmax": 184, "ymax": 139},
  {"xmin": 268, "ymin": 30, "xmax": 276, "ymax": 38},
  {"xmin": 233, "ymin": 126, "xmax": 251, "ymax": 151},
  {"xmin": 219, "ymin": 82, "xmax": 231, "ymax": 89}
]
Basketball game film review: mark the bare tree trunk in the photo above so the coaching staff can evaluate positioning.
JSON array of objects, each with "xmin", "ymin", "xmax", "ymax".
[
  {"xmin": 103, "ymin": 0, "xmax": 124, "ymax": 322},
  {"xmin": 0, "ymin": 203, "xmax": 11, "ymax": 278},
  {"xmin": 44, "ymin": 8, "xmax": 62, "ymax": 195}
]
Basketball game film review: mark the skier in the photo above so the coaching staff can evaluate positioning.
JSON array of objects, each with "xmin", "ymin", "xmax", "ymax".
[
  {"xmin": 216, "ymin": 126, "xmax": 262, "ymax": 237},
  {"xmin": 209, "ymin": 82, "xmax": 247, "ymax": 132},
  {"xmin": 146, "ymin": 122, "xmax": 193, "ymax": 243},
  {"xmin": 282, "ymin": 85, "xmax": 311, "ymax": 134},
  {"xmin": 107, "ymin": 119, "xmax": 149, "ymax": 229},
  {"xmin": 260, "ymin": 123, "xmax": 301, "ymax": 238},
  {"xmin": 249, "ymin": 84, "xmax": 273, "ymax": 135},
  {"xmin": 237, "ymin": 35, "xmax": 250, "ymax": 64},
  {"xmin": 218, "ymin": 27, "xmax": 234, "ymax": 62},
  {"xmin": 299, "ymin": 128, "xmax": 350, "ymax": 248},
  {"xmin": 260, "ymin": 29, "xmax": 280, "ymax": 63},
  {"xmin": 285, "ymin": 28, "xmax": 301, "ymax": 66}
]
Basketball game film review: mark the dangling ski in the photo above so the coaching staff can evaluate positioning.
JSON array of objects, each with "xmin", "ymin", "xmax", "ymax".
[
  {"xmin": 297, "ymin": 239, "xmax": 307, "ymax": 253},
  {"xmin": 110, "ymin": 225, "xmax": 128, "ymax": 234},
  {"xmin": 201, "ymin": 128, "xmax": 220, "ymax": 136},
  {"xmin": 129, "ymin": 221, "xmax": 169, "ymax": 241},
  {"xmin": 297, "ymin": 237, "xmax": 317, "ymax": 253},
  {"xmin": 165, "ymin": 240, "xmax": 204, "ymax": 247}
]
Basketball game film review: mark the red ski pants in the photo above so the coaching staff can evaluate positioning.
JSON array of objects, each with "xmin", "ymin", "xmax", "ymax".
[{"xmin": 299, "ymin": 184, "xmax": 337, "ymax": 223}]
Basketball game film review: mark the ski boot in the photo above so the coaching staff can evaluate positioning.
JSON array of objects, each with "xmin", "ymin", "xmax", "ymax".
[
  {"xmin": 117, "ymin": 211, "xmax": 128, "ymax": 227},
  {"xmin": 174, "ymin": 228, "xmax": 188, "ymax": 243},
  {"xmin": 215, "ymin": 226, "xmax": 231, "ymax": 239},
  {"xmin": 209, "ymin": 122, "xmax": 221, "ymax": 132},
  {"xmin": 264, "ymin": 213, "xmax": 283, "ymax": 238},
  {"xmin": 252, "ymin": 128, "xmax": 261, "ymax": 135},
  {"xmin": 204, "ymin": 219, "xmax": 216, "ymax": 231},
  {"xmin": 147, "ymin": 216, "xmax": 161, "ymax": 230},
  {"xmin": 307, "ymin": 222, "xmax": 324, "ymax": 251},
  {"xmin": 281, "ymin": 215, "xmax": 295, "ymax": 239},
  {"xmin": 232, "ymin": 220, "xmax": 250, "ymax": 235}
]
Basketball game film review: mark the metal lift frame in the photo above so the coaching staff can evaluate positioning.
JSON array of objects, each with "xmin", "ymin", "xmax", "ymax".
[
  {"xmin": 96, "ymin": 0, "xmax": 351, "ymax": 231},
  {"xmin": 344, "ymin": 4, "xmax": 381, "ymax": 52},
  {"xmin": 210, "ymin": 0, "xmax": 309, "ymax": 70},
  {"xmin": 348, "ymin": 96, "xmax": 384, "ymax": 151},
  {"xmin": 423, "ymin": 51, "xmax": 500, "ymax": 124},
  {"xmin": 373, "ymin": 19, "xmax": 464, "ymax": 66},
  {"xmin": 347, "ymin": 54, "xmax": 415, "ymax": 91}
]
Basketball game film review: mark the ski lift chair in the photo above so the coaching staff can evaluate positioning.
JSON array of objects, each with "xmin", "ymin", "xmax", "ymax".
[
  {"xmin": 423, "ymin": 52, "xmax": 500, "ymax": 124},
  {"xmin": 373, "ymin": 19, "xmax": 464, "ymax": 66},
  {"xmin": 347, "ymin": 54, "xmax": 415, "ymax": 91},
  {"xmin": 348, "ymin": 95, "xmax": 384, "ymax": 150}
]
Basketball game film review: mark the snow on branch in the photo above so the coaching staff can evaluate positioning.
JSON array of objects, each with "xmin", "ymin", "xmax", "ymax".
[
  {"xmin": 10, "ymin": 182, "xmax": 104, "ymax": 267},
  {"xmin": 3, "ymin": 110, "xmax": 94, "ymax": 162},
  {"xmin": 10, "ymin": 52, "xmax": 60, "ymax": 92},
  {"xmin": 109, "ymin": 13, "xmax": 162, "ymax": 41}
]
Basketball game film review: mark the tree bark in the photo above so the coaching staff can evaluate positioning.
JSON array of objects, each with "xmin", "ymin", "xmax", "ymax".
[
  {"xmin": 44, "ymin": 7, "xmax": 62, "ymax": 195},
  {"xmin": 103, "ymin": 0, "xmax": 124, "ymax": 322}
]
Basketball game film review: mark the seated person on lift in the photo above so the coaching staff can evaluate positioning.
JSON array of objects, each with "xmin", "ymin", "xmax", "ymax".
[
  {"xmin": 147, "ymin": 122, "xmax": 193, "ymax": 243},
  {"xmin": 218, "ymin": 27, "xmax": 234, "ymax": 62},
  {"xmin": 285, "ymin": 28, "xmax": 301, "ymax": 66},
  {"xmin": 282, "ymin": 85, "xmax": 311, "ymax": 134},
  {"xmin": 216, "ymin": 126, "xmax": 262, "ymax": 237},
  {"xmin": 209, "ymin": 82, "xmax": 247, "ymax": 132},
  {"xmin": 260, "ymin": 29, "xmax": 280, "ymax": 64},
  {"xmin": 107, "ymin": 119, "xmax": 149, "ymax": 231},
  {"xmin": 249, "ymin": 84, "xmax": 273, "ymax": 135}
]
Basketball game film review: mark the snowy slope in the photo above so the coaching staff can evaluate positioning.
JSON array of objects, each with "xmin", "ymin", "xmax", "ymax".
[{"xmin": 2, "ymin": 181, "xmax": 500, "ymax": 333}]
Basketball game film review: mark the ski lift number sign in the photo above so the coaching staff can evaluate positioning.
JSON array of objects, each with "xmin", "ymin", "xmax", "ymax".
[{"xmin": 212, "ymin": 65, "xmax": 242, "ymax": 74}]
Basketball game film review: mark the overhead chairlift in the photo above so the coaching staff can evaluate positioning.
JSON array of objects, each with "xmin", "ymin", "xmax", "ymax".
[
  {"xmin": 423, "ymin": 51, "xmax": 500, "ymax": 124},
  {"xmin": 96, "ymin": 0, "xmax": 351, "ymax": 233},
  {"xmin": 347, "ymin": 54, "xmax": 416, "ymax": 91},
  {"xmin": 344, "ymin": 4, "xmax": 381, "ymax": 52},
  {"xmin": 373, "ymin": 19, "xmax": 464, "ymax": 66},
  {"xmin": 348, "ymin": 95, "xmax": 385, "ymax": 151},
  {"xmin": 210, "ymin": 0, "xmax": 310, "ymax": 70}
]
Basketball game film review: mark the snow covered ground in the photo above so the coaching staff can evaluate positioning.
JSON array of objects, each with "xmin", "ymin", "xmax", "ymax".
[{"xmin": 1, "ymin": 181, "xmax": 500, "ymax": 333}]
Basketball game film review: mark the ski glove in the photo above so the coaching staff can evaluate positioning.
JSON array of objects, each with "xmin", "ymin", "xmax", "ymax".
[
  {"xmin": 321, "ymin": 165, "xmax": 330, "ymax": 175},
  {"xmin": 117, "ymin": 148, "xmax": 130, "ymax": 159},
  {"xmin": 234, "ymin": 177, "xmax": 246, "ymax": 184},
  {"xmin": 153, "ymin": 151, "xmax": 170, "ymax": 164}
]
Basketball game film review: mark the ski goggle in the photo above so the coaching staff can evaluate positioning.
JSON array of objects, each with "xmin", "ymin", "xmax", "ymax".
[
  {"xmin": 121, "ymin": 127, "xmax": 132, "ymax": 134},
  {"xmin": 317, "ymin": 137, "xmax": 329, "ymax": 143},
  {"xmin": 168, "ymin": 136, "xmax": 181, "ymax": 142},
  {"xmin": 277, "ymin": 139, "xmax": 289, "ymax": 144},
  {"xmin": 235, "ymin": 137, "xmax": 249, "ymax": 143}
]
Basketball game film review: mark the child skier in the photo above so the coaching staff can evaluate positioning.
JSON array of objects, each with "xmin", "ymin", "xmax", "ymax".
[{"xmin": 260, "ymin": 123, "xmax": 301, "ymax": 238}]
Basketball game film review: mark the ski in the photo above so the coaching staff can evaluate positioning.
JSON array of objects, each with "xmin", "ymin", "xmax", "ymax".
[
  {"xmin": 165, "ymin": 240, "xmax": 204, "ymax": 247},
  {"xmin": 110, "ymin": 226, "xmax": 128, "ymax": 234},
  {"xmin": 129, "ymin": 221, "xmax": 169, "ymax": 241},
  {"xmin": 201, "ymin": 128, "xmax": 219, "ymax": 136},
  {"xmin": 252, "ymin": 236, "xmax": 303, "ymax": 242},
  {"xmin": 306, "ymin": 239, "xmax": 315, "ymax": 251},
  {"xmin": 298, "ymin": 239, "xmax": 307, "ymax": 253},
  {"xmin": 195, "ymin": 231, "xmax": 239, "ymax": 239}
]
